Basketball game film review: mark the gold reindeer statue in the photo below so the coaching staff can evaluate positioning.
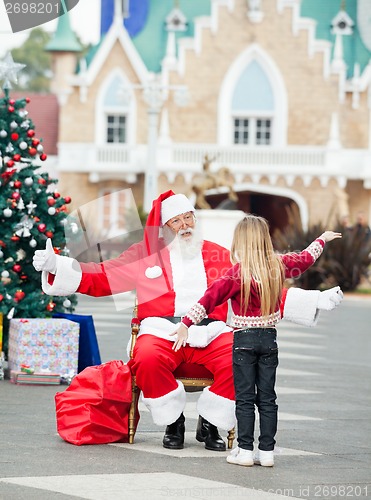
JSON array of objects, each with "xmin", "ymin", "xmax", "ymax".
[{"xmin": 191, "ymin": 154, "xmax": 238, "ymax": 209}]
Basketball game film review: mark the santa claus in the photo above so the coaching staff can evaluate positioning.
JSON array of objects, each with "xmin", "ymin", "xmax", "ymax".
[{"xmin": 33, "ymin": 191, "xmax": 343, "ymax": 451}]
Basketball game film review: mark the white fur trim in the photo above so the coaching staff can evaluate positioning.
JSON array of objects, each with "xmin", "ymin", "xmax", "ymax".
[
  {"xmin": 169, "ymin": 249, "xmax": 207, "ymax": 316},
  {"xmin": 197, "ymin": 386, "xmax": 236, "ymax": 431},
  {"xmin": 283, "ymin": 288, "xmax": 320, "ymax": 327},
  {"xmin": 161, "ymin": 194, "xmax": 195, "ymax": 225},
  {"xmin": 138, "ymin": 317, "xmax": 231, "ymax": 347},
  {"xmin": 145, "ymin": 265, "xmax": 163, "ymax": 279},
  {"xmin": 140, "ymin": 380, "xmax": 186, "ymax": 426},
  {"xmin": 41, "ymin": 256, "xmax": 82, "ymax": 296}
]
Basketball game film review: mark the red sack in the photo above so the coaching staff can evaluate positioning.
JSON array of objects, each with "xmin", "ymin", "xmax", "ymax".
[{"xmin": 55, "ymin": 360, "xmax": 139, "ymax": 445}]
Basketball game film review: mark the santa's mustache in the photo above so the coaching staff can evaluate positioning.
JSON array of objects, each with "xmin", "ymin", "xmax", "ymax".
[{"xmin": 178, "ymin": 228, "xmax": 194, "ymax": 236}]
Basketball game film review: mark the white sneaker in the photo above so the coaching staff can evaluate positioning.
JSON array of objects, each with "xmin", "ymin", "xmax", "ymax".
[
  {"xmin": 254, "ymin": 450, "xmax": 274, "ymax": 467},
  {"xmin": 226, "ymin": 447, "xmax": 254, "ymax": 467}
]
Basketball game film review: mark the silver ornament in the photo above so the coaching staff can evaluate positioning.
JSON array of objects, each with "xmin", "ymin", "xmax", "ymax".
[{"xmin": 3, "ymin": 207, "xmax": 12, "ymax": 217}]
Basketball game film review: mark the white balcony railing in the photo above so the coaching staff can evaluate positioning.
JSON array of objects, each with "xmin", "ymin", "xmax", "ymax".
[{"xmin": 57, "ymin": 142, "xmax": 371, "ymax": 186}]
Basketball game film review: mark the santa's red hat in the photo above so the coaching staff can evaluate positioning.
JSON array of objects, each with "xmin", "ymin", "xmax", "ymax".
[{"xmin": 144, "ymin": 190, "xmax": 195, "ymax": 255}]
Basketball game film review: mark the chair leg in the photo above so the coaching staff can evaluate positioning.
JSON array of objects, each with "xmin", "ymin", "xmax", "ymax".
[
  {"xmin": 227, "ymin": 427, "xmax": 235, "ymax": 449},
  {"xmin": 129, "ymin": 376, "xmax": 140, "ymax": 444}
]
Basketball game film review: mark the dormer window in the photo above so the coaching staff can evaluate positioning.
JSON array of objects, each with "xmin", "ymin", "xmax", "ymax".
[
  {"xmin": 331, "ymin": 10, "xmax": 354, "ymax": 35},
  {"xmin": 165, "ymin": 7, "xmax": 188, "ymax": 32}
]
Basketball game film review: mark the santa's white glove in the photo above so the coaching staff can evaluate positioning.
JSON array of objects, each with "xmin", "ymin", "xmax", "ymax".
[
  {"xmin": 317, "ymin": 286, "xmax": 343, "ymax": 310},
  {"xmin": 32, "ymin": 238, "xmax": 57, "ymax": 274}
]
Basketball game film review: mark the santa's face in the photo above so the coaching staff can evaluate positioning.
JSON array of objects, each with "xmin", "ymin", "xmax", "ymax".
[{"xmin": 165, "ymin": 211, "xmax": 195, "ymax": 240}]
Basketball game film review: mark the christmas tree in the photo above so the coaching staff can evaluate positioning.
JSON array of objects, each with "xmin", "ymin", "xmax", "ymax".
[{"xmin": 0, "ymin": 53, "xmax": 77, "ymax": 357}]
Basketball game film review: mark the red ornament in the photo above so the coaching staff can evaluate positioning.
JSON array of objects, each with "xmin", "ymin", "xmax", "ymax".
[
  {"xmin": 26, "ymin": 97, "xmax": 30, "ymax": 103},
  {"xmin": 0, "ymin": 294, "xmax": 3, "ymax": 302},
  {"xmin": 11, "ymin": 132, "xmax": 19, "ymax": 141},
  {"xmin": 13, "ymin": 154, "xmax": 21, "ymax": 162},
  {"xmin": 64, "ymin": 196, "xmax": 72, "ymax": 204},
  {"xmin": 37, "ymin": 223, "xmax": 46, "ymax": 233},
  {"xmin": 45, "ymin": 231, "xmax": 54, "ymax": 238},
  {"xmin": 10, "ymin": 235, "xmax": 20, "ymax": 242},
  {"xmin": 13, "ymin": 264, "xmax": 21, "ymax": 273},
  {"xmin": 38, "ymin": 178, "xmax": 46, "ymax": 185},
  {"xmin": 21, "ymin": 275, "xmax": 27, "ymax": 280},
  {"xmin": 33, "ymin": 216, "xmax": 40, "ymax": 222},
  {"xmin": 46, "ymin": 301, "xmax": 56, "ymax": 312},
  {"xmin": 9, "ymin": 99, "xmax": 15, "ymax": 105},
  {"xmin": 14, "ymin": 290, "xmax": 25, "ymax": 302},
  {"xmin": 27, "ymin": 129, "xmax": 35, "ymax": 137},
  {"xmin": 53, "ymin": 192, "xmax": 60, "ymax": 198},
  {"xmin": 6, "ymin": 160, "xmax": 15, "ymax": 168},
  {"xmin": 40, "ymin": 153, "xmax": 47, "ymax": 161},
  {"xmin": 29, "ymin": 147, "xmax": 37, "ymax": 156},
  {"xmin": 11, "ymin": 191, "xmax": 21, "ymax": 200},
  {"xmin": 32, "ymin": 138, "xmax": 40, "ymax": 146},
  {"xmin": 13, "ymin": 180, "xmax": 22, "ymax": 188},
  {"xmin": 8, "ymin": 105, "xmax": 15, "ymax": 113},
  {"xmin": 0, "ymin": 240, "xmax": 5, "ymax": 247},
  {"xmin": 47, "ymin": 198, "xmax": 56, "ymax": 206}
]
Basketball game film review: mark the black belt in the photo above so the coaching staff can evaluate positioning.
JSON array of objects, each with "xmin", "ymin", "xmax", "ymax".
[{"xmin": 163, "ymin": 316, "xmax": 217, "ymax": 326}]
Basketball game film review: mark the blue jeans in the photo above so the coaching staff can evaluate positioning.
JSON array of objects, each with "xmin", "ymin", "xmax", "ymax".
[{"xmin": 232, "ymin": 328, "xmax": 278, "ymax": 451}]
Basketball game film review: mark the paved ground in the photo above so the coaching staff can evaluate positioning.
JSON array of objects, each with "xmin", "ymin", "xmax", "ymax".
[{"xmin": 0, "ymin": 293, "xmax": 370, "ymax": 500}]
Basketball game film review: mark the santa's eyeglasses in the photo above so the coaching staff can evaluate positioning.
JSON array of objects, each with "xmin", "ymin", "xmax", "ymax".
[{"xmin": 166, "ymin": 212, "xmax": 195, "ymax": 229}]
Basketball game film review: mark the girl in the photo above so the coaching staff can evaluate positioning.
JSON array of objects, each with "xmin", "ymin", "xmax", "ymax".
[{"xmin": 171, "ymin": 215, "xmax": 341, "ymax": 467}]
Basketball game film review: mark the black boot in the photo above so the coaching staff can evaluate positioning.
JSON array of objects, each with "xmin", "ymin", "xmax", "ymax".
[
  {"xmin": 196, "ymin": 416, "xmax": 226, "ymax": 451},
  {"xmin": 163, "ymin": 413, "xmax": 185, "ymax": 449}
]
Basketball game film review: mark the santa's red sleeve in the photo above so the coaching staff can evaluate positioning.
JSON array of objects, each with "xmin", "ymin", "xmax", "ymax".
[
  {"xmin": 280, "ymin": 287, "xmax": 320, "ymax": 327},
  {"xmin": 41, "ymin": 243, "xmax": 142, "ymax": 297}
]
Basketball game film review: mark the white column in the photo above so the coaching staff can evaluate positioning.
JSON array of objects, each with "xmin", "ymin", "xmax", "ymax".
[{"xmin": 143, "ymin": 107, "xmax": 160, "ymax": 213}]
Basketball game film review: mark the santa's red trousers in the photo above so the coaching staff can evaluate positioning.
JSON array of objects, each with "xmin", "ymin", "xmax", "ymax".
[{"xmin": 128, "ymin": 332, "xmax": 235, "ymax": 401}]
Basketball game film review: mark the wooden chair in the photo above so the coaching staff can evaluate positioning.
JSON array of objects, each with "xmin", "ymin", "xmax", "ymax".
[{"xmin": 128, "ymin": 300, "xmax": 235, "ymax": 449}]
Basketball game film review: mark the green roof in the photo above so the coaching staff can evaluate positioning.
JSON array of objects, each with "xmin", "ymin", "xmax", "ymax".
[
  {"xmin": 46, "ymin": 3, "xmax": 82, "ymax": 52},
  {"xmin": 131, "ymin": 0, "xmax": 211, "ymax": 73},
  {"xmin": 301, "ymin": 0, "xmax": 371, "ymax": 78},
  {"xmin": 83, "ymin": 0, "xmax": 371, "ymax": 79}
]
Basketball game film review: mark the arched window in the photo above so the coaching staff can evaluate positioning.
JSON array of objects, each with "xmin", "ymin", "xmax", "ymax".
[
  {"xmin": 95, "ymin": 70, "xmax": 136, "ymax": 146},
  {"xmin": 218, "ymin": 44, "xmax": 287, "ymax": 147},
  {"xmin": 232, "ymin": 60, "xmax": 274, "ymax": 145}
]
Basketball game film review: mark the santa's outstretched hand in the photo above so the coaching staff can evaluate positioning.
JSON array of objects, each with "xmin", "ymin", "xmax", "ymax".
[
  {"xmin": 32, "ymin": 238, "xmax": 57, "ymax": 274},
  {"xmin": 317, "ymin": 286, "xmax": 343, "ymax": 310}
]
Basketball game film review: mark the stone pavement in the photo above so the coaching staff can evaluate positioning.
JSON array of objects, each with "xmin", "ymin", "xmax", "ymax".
[{"xmin": 0, "ymin": 293, "xmax": 370, "ymax": 500}]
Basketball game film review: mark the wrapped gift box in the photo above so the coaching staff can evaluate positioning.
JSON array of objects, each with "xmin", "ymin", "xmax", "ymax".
[
  {"xmin": 10, "ymin": 370, "xmax": 61, "ymax": 385},
  {"xmin": 8, "ymin": 318, "xmax": 79, "ymax": 377}
]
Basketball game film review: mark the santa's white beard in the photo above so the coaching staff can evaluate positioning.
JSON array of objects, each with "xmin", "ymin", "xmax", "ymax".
[{"xmin": 162, "ymin": 223, "xmax": 203, "ymax": 259}]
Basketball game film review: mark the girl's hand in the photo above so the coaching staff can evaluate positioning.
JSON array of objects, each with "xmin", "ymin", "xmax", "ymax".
[
  {"xmin": 319, "ymin": 231, "xmax": 342, "ymax": 242},
  {"xmin": 170, "ymin": 323, "xmax": 189, "ymax": 352}
]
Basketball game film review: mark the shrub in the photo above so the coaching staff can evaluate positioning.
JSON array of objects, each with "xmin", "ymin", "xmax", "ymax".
[{"xmin": 272, "ymin": 207, "xmax": 371, "ymax": 291}]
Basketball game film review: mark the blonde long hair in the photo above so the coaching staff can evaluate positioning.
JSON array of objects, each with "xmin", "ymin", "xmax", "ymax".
[{"xmin": 230, "ymin": 215, "xmax": 284, "ymax": 317}]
